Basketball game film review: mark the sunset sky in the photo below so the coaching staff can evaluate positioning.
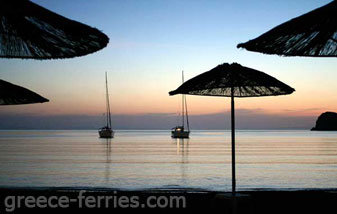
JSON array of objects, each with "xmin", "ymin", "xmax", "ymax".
[{"xmin": 1, "ymin": 0, "xmax": 337, "ymax": 129}]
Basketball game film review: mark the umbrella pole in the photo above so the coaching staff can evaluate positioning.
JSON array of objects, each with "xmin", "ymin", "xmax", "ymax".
[{"xmin": 231, "ymin": 88, "xmax": 236, "ymax": 194}]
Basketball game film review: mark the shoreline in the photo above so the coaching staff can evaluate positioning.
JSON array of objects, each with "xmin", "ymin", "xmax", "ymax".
[
  {"xmin": 1, "ymin": 186, "xmax": 337, "ymax": 192},
  {"xmin": 1, "ymin": 187, "xmax": 337, "ymax": 213}
]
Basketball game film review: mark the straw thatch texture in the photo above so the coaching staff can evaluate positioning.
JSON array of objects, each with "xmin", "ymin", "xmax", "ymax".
[
  {"xmin": 0, "ymin": 0, "xmax": 109, "ymax": 59},
  {"xmin": 169, "ymin": 63, "xmax": 295, "ymax": 97},
  {"xmin": 0, "ymin": 79, "xmax": 49, "ymax": 105},
  {"xmin": 237, "ymin": 1, "xmax": 337, "ymax": 57}
]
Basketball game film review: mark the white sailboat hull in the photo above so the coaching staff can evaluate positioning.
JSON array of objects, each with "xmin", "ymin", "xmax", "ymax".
[
  {"xmin": 99, "ymin": 128, "xmax": 114, "ymax": 138},
  {"xmin": 171, "ymin": 131, "xmax": 190, "ymax": 138},
  {"xmin": 171, "ymin": 127, "xmax": 190, "ymax": 138}
]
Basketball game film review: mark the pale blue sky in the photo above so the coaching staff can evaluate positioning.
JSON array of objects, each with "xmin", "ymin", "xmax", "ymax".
[{"xmin": 1, "ymin": 0, "xmax": 336, "ymax": 128}]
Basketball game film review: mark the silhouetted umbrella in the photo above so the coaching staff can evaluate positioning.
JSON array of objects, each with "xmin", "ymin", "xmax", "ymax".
[
  {"xmin": 237, "ymin": 1, "xmax": 337, "ymax": 57},
  {"xmin": 0, "ymin": 79, "xmax": 49, "ymax": 105},
  {"xmin": 0, "ymin": 0, "xmax": 109, "ymax": 59},
  {"xmin": 169, "ymin": 63, "xmax": 295, "ymax": 193},
  {"xmin": 0, "ymin": 0, "xmax": 109, "ymax": 105}
]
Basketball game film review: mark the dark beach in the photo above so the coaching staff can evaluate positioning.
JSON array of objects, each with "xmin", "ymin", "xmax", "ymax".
[{"xmin": 1, "ymin": 187, "xmax": 337, "ymax": 214}]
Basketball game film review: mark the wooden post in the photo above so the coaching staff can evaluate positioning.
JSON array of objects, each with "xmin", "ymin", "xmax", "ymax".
[{"xmin": 231, "ymin": 88, "xmax": 236, "ymax": 194}]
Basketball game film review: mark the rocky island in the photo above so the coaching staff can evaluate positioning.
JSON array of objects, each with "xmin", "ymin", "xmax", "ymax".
[{"xmin": 311, "ymin": 112, "xmax": 337, "ymax": 131}]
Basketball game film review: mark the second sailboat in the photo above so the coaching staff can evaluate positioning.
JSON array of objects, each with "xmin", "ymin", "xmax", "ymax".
[
  {"xmin": 171, "ymin": 71, "xmax": 190, "ymax": 138},
  {"xmin": 99, "ymin": 72, "xmax": 114, "ymax": 138}
]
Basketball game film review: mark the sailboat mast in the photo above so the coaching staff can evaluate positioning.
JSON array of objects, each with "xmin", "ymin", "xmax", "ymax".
[
  {"xmin": 182, "ymin": 70, "xmax": 189, "ymax": 131},
  {"xmin": 105, "ymin": 72, "xmax": 108, "ymax": 127},
  {"xmin": 185, "ymin": 95, "xmax": 190, "ymax": 131},
  {"xmin": 182, "ymin": 71, "xmax": 185, "ymax": 128},
  {"xmin": 105, "ymin": 72, "xmax": 112, "ymax": 128}
]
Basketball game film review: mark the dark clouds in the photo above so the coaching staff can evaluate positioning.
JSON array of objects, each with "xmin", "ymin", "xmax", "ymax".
[{"xmin": 0, "ymin": 109, "xmax": 316, "ymax": 130}]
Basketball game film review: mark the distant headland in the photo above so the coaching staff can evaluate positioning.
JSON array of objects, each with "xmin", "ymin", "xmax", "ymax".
[{"xmin": 311, "ymin": 112, "xmax": 337, "ymax": 131}]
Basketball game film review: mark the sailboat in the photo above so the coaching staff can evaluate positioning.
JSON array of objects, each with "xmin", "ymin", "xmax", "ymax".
[
  {"xmin": 171, "ymin": 71, "xmax": 190, "ymax": 138},
  {"xmin": 99, "ymin": 72, "xmax": 114, "ymax": 138}
]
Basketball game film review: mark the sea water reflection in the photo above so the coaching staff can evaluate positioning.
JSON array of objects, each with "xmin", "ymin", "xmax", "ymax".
[{"xmin": 0, "ymin": 130, "xmax": 337, "ymax": 191}]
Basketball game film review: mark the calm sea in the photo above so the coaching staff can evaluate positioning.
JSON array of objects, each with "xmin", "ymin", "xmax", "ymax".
[{"xmin": 0, "ymin": 130, "xmax": 337, "ymax": 191}]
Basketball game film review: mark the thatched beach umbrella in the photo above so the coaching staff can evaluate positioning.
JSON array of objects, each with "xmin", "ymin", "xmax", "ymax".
[
  {"xmin": 169, "ymin": 63, "xmax": 295, "ymax": 193},
  {"xmin": 0, "ymin": 79, "xmax": 48, "ymax": 105},
  {"xmin": 237, "ymin": 1, "xmax": 337, "ymax": 57},
  {"xmin": 0, "ymin": 0, "xmax": 109, "ymax": 59},
  {"xmin": 0, "ymin": 0, "xmax": 109, "ymax": 105}
]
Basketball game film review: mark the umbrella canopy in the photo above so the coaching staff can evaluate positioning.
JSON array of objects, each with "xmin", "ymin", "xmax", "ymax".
[
  {"xmin": 0, "ymin": 79, "xmax": 49, "ymax": 105},
  {"xmin": 237, "ymin": 1, "xmax": 337, "ymax": 57},
  {"xmin": 169, "ymin": 63, "xmax": 295, "ymax": 193},
  {"xmin": 169, "ymin": 63, "xmax": 295, "ymax": 97},
  {"xmin": 0, "ymin": 0, "xmax": 109, "ymax": 59}
]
